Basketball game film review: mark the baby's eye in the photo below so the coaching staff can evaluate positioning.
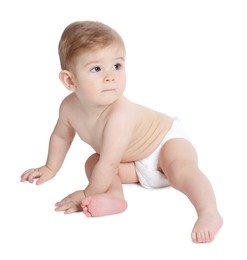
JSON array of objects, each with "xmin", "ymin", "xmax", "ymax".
[
  {"xmin": 114, "ymin": 63, "xmax": 122, "ymax": 70},
  {"xmin": 91, "ymin": 66, "xmax": 101, "ymax": 73}
]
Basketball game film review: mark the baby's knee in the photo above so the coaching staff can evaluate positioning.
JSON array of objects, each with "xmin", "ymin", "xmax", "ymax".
[
  {"xmin": 84, "ymin": 153, "xmax": 100, "ymax": 177},
  {"xmin": 165, "ymin": 160, "xmax": 198, "ymax": 184}
]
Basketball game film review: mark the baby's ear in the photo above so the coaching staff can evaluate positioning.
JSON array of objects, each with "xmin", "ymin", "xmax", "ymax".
[{"xmin": 59, "ymin": 70, "xmax": 76, "ymax": 91}]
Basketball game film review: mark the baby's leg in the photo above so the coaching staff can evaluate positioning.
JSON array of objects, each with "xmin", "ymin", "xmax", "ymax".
[
  {"xmin": 159, "ymin": 138, "xmax": 223, "ymax": 243},
  {"xmin": 82, "ymin": 153, "xmax": 138, "ymax": 217},
  {"xmin": 82, "ymin": 194, "xmax": 128, "ymax": 217}
]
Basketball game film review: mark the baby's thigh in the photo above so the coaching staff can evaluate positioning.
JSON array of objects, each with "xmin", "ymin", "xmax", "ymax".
[
  {"xmin": 118, "ymin": 162, "xmax": 139, "ymax": 184},
  {"xmin": 158, "ymin": 138, "xmax": 199, "ymax": 174}
]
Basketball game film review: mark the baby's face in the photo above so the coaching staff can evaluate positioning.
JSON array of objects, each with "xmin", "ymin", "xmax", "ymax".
[{"xmin": 71, "ymin": 43, "xmax": 126, "ymax": 106}]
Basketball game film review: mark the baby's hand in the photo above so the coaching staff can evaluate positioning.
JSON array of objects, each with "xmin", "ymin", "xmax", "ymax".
[
  {"xmin": 55, "ymin": 190, "xmax": 86, "ymax": 214},
  {"xmin": 20, "ymin": 165, "xmax": 56, "ymax": 185}
]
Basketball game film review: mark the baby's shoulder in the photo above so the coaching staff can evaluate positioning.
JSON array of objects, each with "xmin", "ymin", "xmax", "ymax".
[
  {"xmin": 61, "ymin": 92, "xmax": 75, "ymax": 104},
  {"xmin": 60, "ymin": 93, "xmax": 76, "ymax": 108},
  {"xmin": 58, "ymin": 93, "xmax": 77, "ymax": 118},
  {"xmin": 110, "ymin": 97, "xmax": 139, "ymax": 118}
]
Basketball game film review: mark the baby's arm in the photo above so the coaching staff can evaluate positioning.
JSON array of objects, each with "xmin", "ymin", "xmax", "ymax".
[
  {"xmin": 20, "ymin": 101, "xmax": 75, "ymax": 184},
  {"xmin": 84, "ymin": 105, "xmax": 136, "ymax": 196},
  {"xmin": 45, "ymin": 115, "xmax": 75, "ymax": 174}
]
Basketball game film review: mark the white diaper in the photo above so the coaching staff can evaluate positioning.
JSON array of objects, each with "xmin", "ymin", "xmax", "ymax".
[{"xmin": 135, "ymin": 117, "xmax": 189, "ymax": 189}]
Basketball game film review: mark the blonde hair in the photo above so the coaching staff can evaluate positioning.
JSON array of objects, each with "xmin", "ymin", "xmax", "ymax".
[{"xmin": 58, "ymin": 21, "xmax": 125, "ymax": 70}]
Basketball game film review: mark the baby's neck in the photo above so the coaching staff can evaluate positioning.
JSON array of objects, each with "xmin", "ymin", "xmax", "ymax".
[{"xmin": 75, "ymin": 95, "xmax": 112, "ymax": 119}]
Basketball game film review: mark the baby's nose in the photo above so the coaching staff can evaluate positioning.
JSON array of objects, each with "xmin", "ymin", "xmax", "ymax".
[{"xmin": 104, "ymin": 73, "xmax": 115, "ymax": 82}]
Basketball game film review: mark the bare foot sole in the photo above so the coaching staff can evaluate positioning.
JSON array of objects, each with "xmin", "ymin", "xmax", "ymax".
[
  {"xmin": 81, "ymin": 194, "xmax": 128, "ymax": 217},
  {"xmin": 191, "ymin": 211, "xmax": 223, "ymax": 243}
]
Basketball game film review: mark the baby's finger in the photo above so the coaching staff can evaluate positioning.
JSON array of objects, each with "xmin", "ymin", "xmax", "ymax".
[
  {"xmin": 64, "ymin": 205, "xmax": 82, "ymax": 214},
  {"xmin": 27, "ymin": 169, "xmax": 40, "ymax": 183},
  {"xmin": 20, "ymin": 169, "xmax": 37, "ymax": 182},
  {"xmin": 20, "ymin": 168, "xmax": 32, "ymax": 180},
  {"xmin": 36, "ymin": 173, "xmax": 52, "ymax": 185},
  {"xmin": 55, "ymin": 201, "xmax": 73, "ymax": 212},
  {"xmin": 55, "ymin": 194, "xmax": 72, "ymax": 206}
]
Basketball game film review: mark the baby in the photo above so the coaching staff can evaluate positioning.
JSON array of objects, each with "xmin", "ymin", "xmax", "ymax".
[{"xmin": 20, "ymin": 21, "xmax": 223, "ymax": 243}]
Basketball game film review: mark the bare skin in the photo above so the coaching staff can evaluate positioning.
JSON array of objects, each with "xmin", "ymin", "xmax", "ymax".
[
  {"xmin": 55, "ymin": 145, "xmax": 223, "ymax": 243},
  {"xmin": 158, "ymin": 138, "xmax": 223, "ymax": 243},
  {"xmin": 55, "ymin": 153, "xmax": 138, "ymax": 216},
  {"xmin": 20, "ymin": 40, "xmax": 223, "ymax": 243},
  {"xmin": 82, "ymin": 154, "xmax": 137, "ymax": 217}
]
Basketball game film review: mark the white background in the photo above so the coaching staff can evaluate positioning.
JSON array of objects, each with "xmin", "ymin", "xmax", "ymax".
[{"xmin": 0, "ymin": 0, "xmax": 246, "ymax": 259}]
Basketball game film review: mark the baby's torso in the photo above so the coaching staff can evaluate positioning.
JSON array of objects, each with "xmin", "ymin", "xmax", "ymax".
[
  {"xmin": 123, "ymin": 104, "xmax": 173, "ymax": 161},
  {"xmin": 66, "ymin": 95, "xmax": 173, "ymax": 162}
]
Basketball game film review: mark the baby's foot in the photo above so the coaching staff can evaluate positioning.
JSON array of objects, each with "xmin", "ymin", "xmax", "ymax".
[
  {"xmin": 81, "ymin": 194, "xmax": 127, "ymax": 217},
  {"xmin": 191, "ymin": 210, "xmax": 223, "ymax": 243}
]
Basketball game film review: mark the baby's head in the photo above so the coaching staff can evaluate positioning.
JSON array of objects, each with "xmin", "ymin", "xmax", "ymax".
[{"xmin": 58, "ymin": 21, "xmax": 125, "ymax": 71}]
